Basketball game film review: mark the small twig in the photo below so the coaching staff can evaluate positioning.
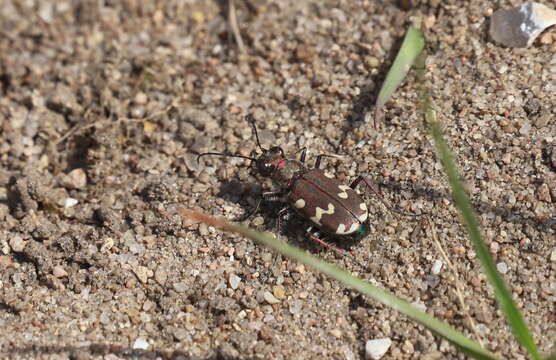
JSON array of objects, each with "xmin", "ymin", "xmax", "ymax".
[
  {"xmin": 428, "ymin": 218, "xmax": 484, "ymax": 347},
  {"xmin": 229, "ymin": 0, "xmax": 247, "ymax": 55}
]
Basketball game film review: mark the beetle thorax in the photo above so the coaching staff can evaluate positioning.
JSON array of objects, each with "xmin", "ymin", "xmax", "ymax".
[{"xmin": 272, "ymin": 159, "xmax": 305, "ymax": 188}]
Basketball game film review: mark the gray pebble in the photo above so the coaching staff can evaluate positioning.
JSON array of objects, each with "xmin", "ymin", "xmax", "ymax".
[
  {"xmin": 9, "ymin": 235, "xmax": 26, "ymax": 252},
  {"xmin": 263, "ymin": 291, "xmax": 280, "ymax": 304},
  {"xmin": 229, "ymin": 273, "xmax": 242, "ymax": 290}
]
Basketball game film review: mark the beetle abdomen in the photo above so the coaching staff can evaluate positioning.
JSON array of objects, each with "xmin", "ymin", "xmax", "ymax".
[{"xmin": 288, "ymin": 169, "xmax": 368, "ymax": 235}]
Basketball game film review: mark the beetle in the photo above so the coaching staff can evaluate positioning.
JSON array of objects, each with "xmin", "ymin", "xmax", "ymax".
[{"xmin": 198, "ymin": 115, "xmax": 413, "ymax": 261}]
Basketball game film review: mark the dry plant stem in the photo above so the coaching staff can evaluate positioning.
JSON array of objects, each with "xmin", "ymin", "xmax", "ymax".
[
  {"xmin": 229, "ymin": 0, "xmax": 247, "ymax": 55},
  {"xmin": 428, "ymin": 218, "xmax": 484, "ymax": 347}
]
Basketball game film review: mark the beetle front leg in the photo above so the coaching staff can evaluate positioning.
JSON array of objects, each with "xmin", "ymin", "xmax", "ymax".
[
  {"xmin": 315, "ymin": 154, "xmax": 341, "ymax": 169},
  {"xmin": 297, "ymin": 147, "xmax": 308, "ymax": 163},
  {"xmin": 234, "ymin": 190, "xmax": 286, "ymax": 222}
]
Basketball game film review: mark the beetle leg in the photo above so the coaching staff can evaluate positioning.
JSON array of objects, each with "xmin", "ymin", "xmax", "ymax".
[
  {"xmin": 276, "ymin": 206, "xmax": 293, "ymax": 233},
  {"xmin": 314, "ymin": 154, "xmax": 342, "ymax": 169},
  {"xmin": 297, "ymin": 147, "xmax": 308, "ymax": 163},
  {"xmin": 233, "ymin": 190, "xmax": 286, "ymax": 222},
  {"xmin": 307, "ymin": 231, "xmax": 369, "ymax": 270},
  {"xmin": 350, "ymin": 175, "xmax": 421, "ymax": 218}
]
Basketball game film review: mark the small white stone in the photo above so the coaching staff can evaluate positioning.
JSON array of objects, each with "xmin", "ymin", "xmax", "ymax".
[
  {"xmin": 496, "ymin": 262, "xmax": 509, "ymax": 274},
  {"xmin": 551, "ymin": 248, "xmax": 556, "ymax": 262},
  {"xmin": 133, "ymin": 338, "xmax": 149, "ymax": 350},
  {"xmin": 489, "ymin": 2, "xmax": 556, "ymax": 47},
  {"xmin": 64, "ymin": 197, "xmax": 79, "ymax": 208},
  {"xmin": 365, "ymin": 338, "xmax": 392, "ymax": 360},
  {"xmin": 431, "ymin": 260, "xmax": 443, "ymax": 275},
  {"xmin": 229, "ymin": 273, "xmax": 241, "ymax": 290},
  {"xmin": 263, "ymin": 291, "xmax": 281, "ymax": 304}
]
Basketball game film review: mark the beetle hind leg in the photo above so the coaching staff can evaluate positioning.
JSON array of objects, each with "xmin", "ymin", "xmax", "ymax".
[
  {"xmin": 307, "ymin": 231, "xmax": 369, "ymax": 271},
  {"xmin": 350, "ymin": 175, "xmax": 422, "ymax": 218}
]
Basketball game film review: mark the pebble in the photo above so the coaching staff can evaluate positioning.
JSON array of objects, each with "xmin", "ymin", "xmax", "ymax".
[
  {"xmin": 172, "ymin": 327, "xmax": 189, "ymax": 341},
  {"xmin": 272, "ymin": 285, "xmax": 285, "ymax": 300},
  {"xmin": 64, "ymin": 197, "xmax": 78, "ymax": 208},
  {"xmin": 228, "ymin": 273, "xmax": 241, "ymax": 290},
  {"xmin": 365, "ymin": 338, "xmax": 392, "ymax": 360},
  {"xmin": 62, "ymin": 168, "xmax": 87, "ymax": 190},
  {"xmin": 263, "ymin": 291, "xmax": 281, "ymax": 304},
  {"xmin": 133, "ymin": 338, "xmax": 149, "ymax": 350},
  {"xmin": 133, "ymin": 265, "xmax": 151, "ymax": 283},
  {"xmin": 155, "ymin": 266, "xmax": 168, "ymax": 285},
  {"xmin": 496, "ymin": 262, "xmax": 509, "ymax": 274},
  {"xmin": 537, "ymin": 183, "xmax": 552, "ymax": 202},
  {"xmin": 0, "ymin": 256, "xmax": 13, "ymax": 267},
  {"xmin": 134, "ymin": 92, "xmax": 148, "ymax": 105},
  {"xmin": 53, "ymin": 265, "xmax": 68, "ymax": 278},
  {"xmin": 551, "ymin": 248, "xmax": 556, "ymax": 262},
  {"xmin": 431, "ymin": 260, "xmax": 443, "ymax": 275},
  {"xmin": 489, "ymin": 2, "xmax": 556, "ymax": 47},
  {"xmin": 9, "ymin": 235, "xmax": 26, "ymax": 252},
  {"xmin": 294, "ymin": 264, "xmax": 306, "ymax": 274}
]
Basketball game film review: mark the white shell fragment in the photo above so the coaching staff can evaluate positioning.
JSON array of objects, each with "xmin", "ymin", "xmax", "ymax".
[{"xmin": 489, "ymin": 2, "xmax": 556, "ymax": 47}]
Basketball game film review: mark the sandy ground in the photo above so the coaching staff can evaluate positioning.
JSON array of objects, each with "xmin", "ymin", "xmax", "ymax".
[{"xmin": 0, "ymin": 0, "xmax": 554, "ymax": 359}]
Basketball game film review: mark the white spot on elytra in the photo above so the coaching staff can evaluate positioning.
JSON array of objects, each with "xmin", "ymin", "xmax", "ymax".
[
  {"xmin": 336, "ymin": 223, "xmax": 347, "ymax": 234},
  {"xmin": 337, "ymin": 185, "xmax": 351, "ymax": 199},
  {"xmin": 358, "ymin": 212, "xmax": 368, "ymax": 222},
  {"xmin": 294, "ymin": 199, "xmax": 305, "ymax": 209},
  {"xmin": 336, "ymin": 222, "xmax": 360, "ymax": 235},
  {"xmin": 359, "ymin": 203, "xmax": 368, "ymax": 222},
  {"xmin": 310, "ymin": 203, "xmax": 335, "ymax": 225}
]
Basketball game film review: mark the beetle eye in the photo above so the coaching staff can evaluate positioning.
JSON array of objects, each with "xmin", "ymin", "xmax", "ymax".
[{"xmin": 269, "ymin": 146, "xmax": 284, "ymax": 156}]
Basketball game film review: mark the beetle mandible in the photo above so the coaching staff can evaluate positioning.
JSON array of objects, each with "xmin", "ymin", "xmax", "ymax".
[{"xmin": 198, "ymin": 115, "xmax": 406, "ymax": 258}]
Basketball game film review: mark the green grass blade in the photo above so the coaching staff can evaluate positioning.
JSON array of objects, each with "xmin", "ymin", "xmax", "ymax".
[
  {"xmin": 181, "ymin": 209, "xmax": 499, "ymax": 360},
  {"xmin": 374, "ymin": 26, "xmax": 424, "ymax": 127},
  {"xmin": 415, "ymin": 35, "xmax": 541, "ymax": 358},
  {"xmin": 428, "ymin": 122, "xmax": 542, "ymax": 360}
]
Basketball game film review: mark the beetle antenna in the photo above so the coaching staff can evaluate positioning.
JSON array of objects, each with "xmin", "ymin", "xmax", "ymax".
[
  {"xmin": 197, "ymin": 152, "xmax": 257, "ymax": 164},
  {"xmin": 246, "ymin": 114, "xmax": 265, "ymax": 152}
]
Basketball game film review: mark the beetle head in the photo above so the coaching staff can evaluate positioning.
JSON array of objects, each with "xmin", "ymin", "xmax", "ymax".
[{"xmin": 255, "ymin": 146, "xmax": 285, "ymax": 177}]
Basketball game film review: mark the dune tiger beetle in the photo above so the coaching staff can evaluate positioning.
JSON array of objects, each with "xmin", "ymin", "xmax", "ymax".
[{"xmin": 198, "ymin": 115, "xmax": 417, "ymax": 266}]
